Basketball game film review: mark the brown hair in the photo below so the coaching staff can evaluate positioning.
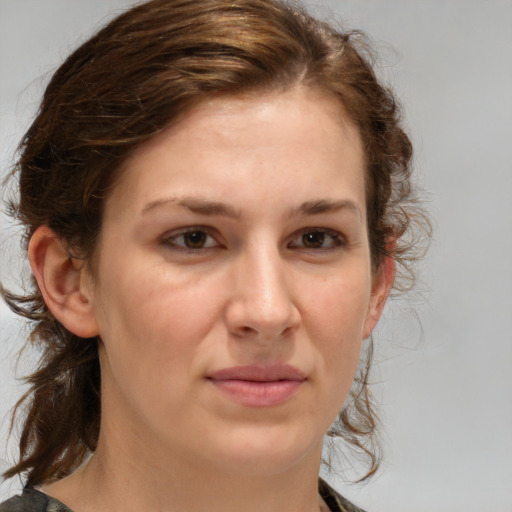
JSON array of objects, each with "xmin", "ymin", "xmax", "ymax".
[{"xmin": 2, "ymin": 0, "xmax": 429, "ymax": 486}]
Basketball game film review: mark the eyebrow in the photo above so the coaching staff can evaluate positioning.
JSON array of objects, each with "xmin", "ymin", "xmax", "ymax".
[
  {"xmin": 292, "ymin": 199, "xmax": 363, "ymax": 220},
  {"xmin": 142, "ymin": 197, "xmax": 241, "ymax": 218},
  {"xmin": 141, "ymin": 196, "xmax": 362, "ymax": 220}
]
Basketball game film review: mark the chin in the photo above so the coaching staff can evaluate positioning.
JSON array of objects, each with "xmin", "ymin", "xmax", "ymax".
[{"xmin": 202, "ymin": 424, "xmax": 324, "ymax": 477}]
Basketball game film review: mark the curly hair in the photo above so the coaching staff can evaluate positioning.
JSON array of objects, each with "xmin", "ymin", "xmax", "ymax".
[{"xmin": 2, "ymin": 0, "xmax": 429, "ymax": 486}]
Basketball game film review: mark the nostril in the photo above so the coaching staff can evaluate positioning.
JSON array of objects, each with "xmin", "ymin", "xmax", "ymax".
[
  {"xmin": 232, "ymin": 325, "xmax": 258, "ymax": 338},
  {"xmin": 280, "ymin": 325, "xmax": 295, "ymax": 338}
]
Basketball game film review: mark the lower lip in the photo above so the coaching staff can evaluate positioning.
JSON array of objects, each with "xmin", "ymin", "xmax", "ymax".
[{"xmin": 210, "ymin": 379, "xmax": 304, "ymax": 407}]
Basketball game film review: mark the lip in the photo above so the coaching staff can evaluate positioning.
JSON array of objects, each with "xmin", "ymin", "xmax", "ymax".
[{"xmin": 207, "ymin": 365, "xmax": 306, "ymax": 407}]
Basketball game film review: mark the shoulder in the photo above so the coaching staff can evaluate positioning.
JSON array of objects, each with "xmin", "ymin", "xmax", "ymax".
[
  {"xmin": 2, "ymin": 482, "xmax": 361, "ymax": 512},
  {"xmin": 0, "ymin": 489, "xmax": 72, "ymax": 512},
  {"xmin": 319, "ymin": 479, "xmax": 368, "ymax": 512}
]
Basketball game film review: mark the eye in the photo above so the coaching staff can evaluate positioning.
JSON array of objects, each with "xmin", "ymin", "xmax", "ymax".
[
  {"xmin": 161, "ymin": 227, "xmax": 220, "ymax": 251},
  {"xmin": 288, "ymin": 229, "xmax": 344, "ymax": 250}
]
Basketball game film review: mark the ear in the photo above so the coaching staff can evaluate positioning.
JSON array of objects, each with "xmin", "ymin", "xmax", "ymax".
[
  {"xmin": 28, "ymin": 225, "xmax": 99, "ymax": 338},
  {"xmin": 363, "ymin": 253, "xmax": 396, "ymax": 339}
]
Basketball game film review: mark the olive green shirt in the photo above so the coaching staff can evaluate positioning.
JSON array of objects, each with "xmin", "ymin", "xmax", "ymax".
[{"xmin": 0, "ymin": 479, "xmax": 366, "ymax": 512}]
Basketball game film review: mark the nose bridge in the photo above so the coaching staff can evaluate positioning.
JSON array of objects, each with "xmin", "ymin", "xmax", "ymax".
[
  {"xmin": 247, "ymin": 241, "xmax": 287, "ymax": 311},
  {"xmin": 228, "ymin": 237, "xmax": 299, "ymax": 338}
]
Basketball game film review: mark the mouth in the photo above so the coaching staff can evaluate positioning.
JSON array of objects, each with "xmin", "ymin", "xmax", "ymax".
[{"xmin": 207, "ymin": 364, "xmax": 307, "ymax": 407}]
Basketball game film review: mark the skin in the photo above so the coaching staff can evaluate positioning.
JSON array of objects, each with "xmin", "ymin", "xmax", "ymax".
[{"xmin": 30, "ymin": 86, "xmax": 394, "ymax": 512}]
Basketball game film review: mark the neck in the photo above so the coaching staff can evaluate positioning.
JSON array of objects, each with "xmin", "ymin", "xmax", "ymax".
[{"xmin": 44, "ymin": 430, "xmax": 326, "ymax": 512}]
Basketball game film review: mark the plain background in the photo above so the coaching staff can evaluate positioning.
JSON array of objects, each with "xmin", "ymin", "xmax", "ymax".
[{"xmin": 1, "ymin": 1, "xmax": 511, "ymax": 510}]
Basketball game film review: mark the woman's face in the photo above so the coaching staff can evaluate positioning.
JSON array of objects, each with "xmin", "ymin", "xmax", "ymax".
[{"xmin": 86, "ymin": 87, "xmax": 390, "ymax": 477}]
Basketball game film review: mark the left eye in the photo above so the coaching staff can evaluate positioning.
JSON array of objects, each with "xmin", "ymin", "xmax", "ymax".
[
  {"xmin": 162, "ymin": 229, "xmax": 219, "ymax": 250},
  {"xmin": 289, "ymin": 229, "xmax": 343, "ymax": 250}
]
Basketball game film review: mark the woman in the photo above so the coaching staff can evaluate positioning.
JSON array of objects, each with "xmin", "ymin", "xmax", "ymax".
[{"xmin": 0, "ymin": 0, "xmax": 428, "ymax": 511}]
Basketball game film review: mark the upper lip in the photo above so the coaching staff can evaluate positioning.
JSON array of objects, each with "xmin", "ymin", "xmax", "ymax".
[{"xmin": 208, "ymin": 364, "xmax": 307, "ymax": 382}]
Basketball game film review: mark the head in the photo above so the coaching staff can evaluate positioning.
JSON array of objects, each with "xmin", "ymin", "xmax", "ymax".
[{"xmin": 3, "ymin": 0, "xmax": 427, "ymax": 486}]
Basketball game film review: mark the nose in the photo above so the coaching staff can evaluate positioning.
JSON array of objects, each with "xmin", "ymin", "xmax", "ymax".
[{"xmin": 225, "ymin": 243, "xmax": 301, "ymax": 341}]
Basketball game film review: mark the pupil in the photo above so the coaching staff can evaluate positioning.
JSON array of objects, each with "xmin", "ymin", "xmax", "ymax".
[
  {"xmin": 303, "ymin": 232, "xmax": 324, "ymax": 248},
  {"xmin": 184, "ymin": 231, "xmax": 206, "ymax": 248}
]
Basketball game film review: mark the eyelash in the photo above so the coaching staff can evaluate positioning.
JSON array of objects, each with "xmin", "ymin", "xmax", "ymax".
[
  {"xmin": 160, "ymin": 227, "xmax": 346, "ymax": 253},
  {"xmin": 288, "ymin": 228, "xmax": 345, "ymax": 251},
  {"xmin": 160, "ymin": 227, "xmax": 221, "ymax": 252}
]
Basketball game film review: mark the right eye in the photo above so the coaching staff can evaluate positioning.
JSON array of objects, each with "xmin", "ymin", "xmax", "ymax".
[{"xmin": 161, "ymin": 227, "xmax": 220, "ymax": 251}]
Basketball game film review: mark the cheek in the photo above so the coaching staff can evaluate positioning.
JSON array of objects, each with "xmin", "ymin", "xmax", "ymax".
[
  {"xmin": 95, "ymin": 282, "xmax": 208, "ymax": 419},
  {"xmin": 94, "ymin": 264, "xmax": 223, "ymax": 377},
  {"xmin": 302, "ymin": 271, "xmax": 372, "ymax": 394},
  {"xmin": 303, "ymin": 271, "xmax": 373, "ymax": 341}
]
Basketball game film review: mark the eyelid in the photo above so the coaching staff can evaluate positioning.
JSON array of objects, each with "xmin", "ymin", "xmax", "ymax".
[
  {"xmin": 159, "ymin": 225, "xmax": 348, "ymax": 255},
  {"xmin": 160, "ymin": 226, "xmax": 223, "ymax": 251},
  {"xmin": 287, "ymin": 227, "xmax": 347, "ymax": 250}
]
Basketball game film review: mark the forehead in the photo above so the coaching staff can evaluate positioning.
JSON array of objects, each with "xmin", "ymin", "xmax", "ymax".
[
  {"xmin": 107, "ymin": 87, "xmax": 366, "ymax": 220},
  {"xmin": 144, "ymin": 87, "xmax": 361, "ymax": 156}
]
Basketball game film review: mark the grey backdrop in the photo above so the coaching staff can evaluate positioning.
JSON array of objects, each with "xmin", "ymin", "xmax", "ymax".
[{"xmin": 1, "ymin": 1, "xmax": 511, "ymax": 510}]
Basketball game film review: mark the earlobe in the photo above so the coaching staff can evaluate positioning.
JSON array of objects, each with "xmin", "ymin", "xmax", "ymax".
[
  {"xmin": 28, "ymin": 225, "xmax": 99, "ymax": 338},
  {"xmin": 363, "ymin": 254, "xmax": 396, "ymax": 339}
]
